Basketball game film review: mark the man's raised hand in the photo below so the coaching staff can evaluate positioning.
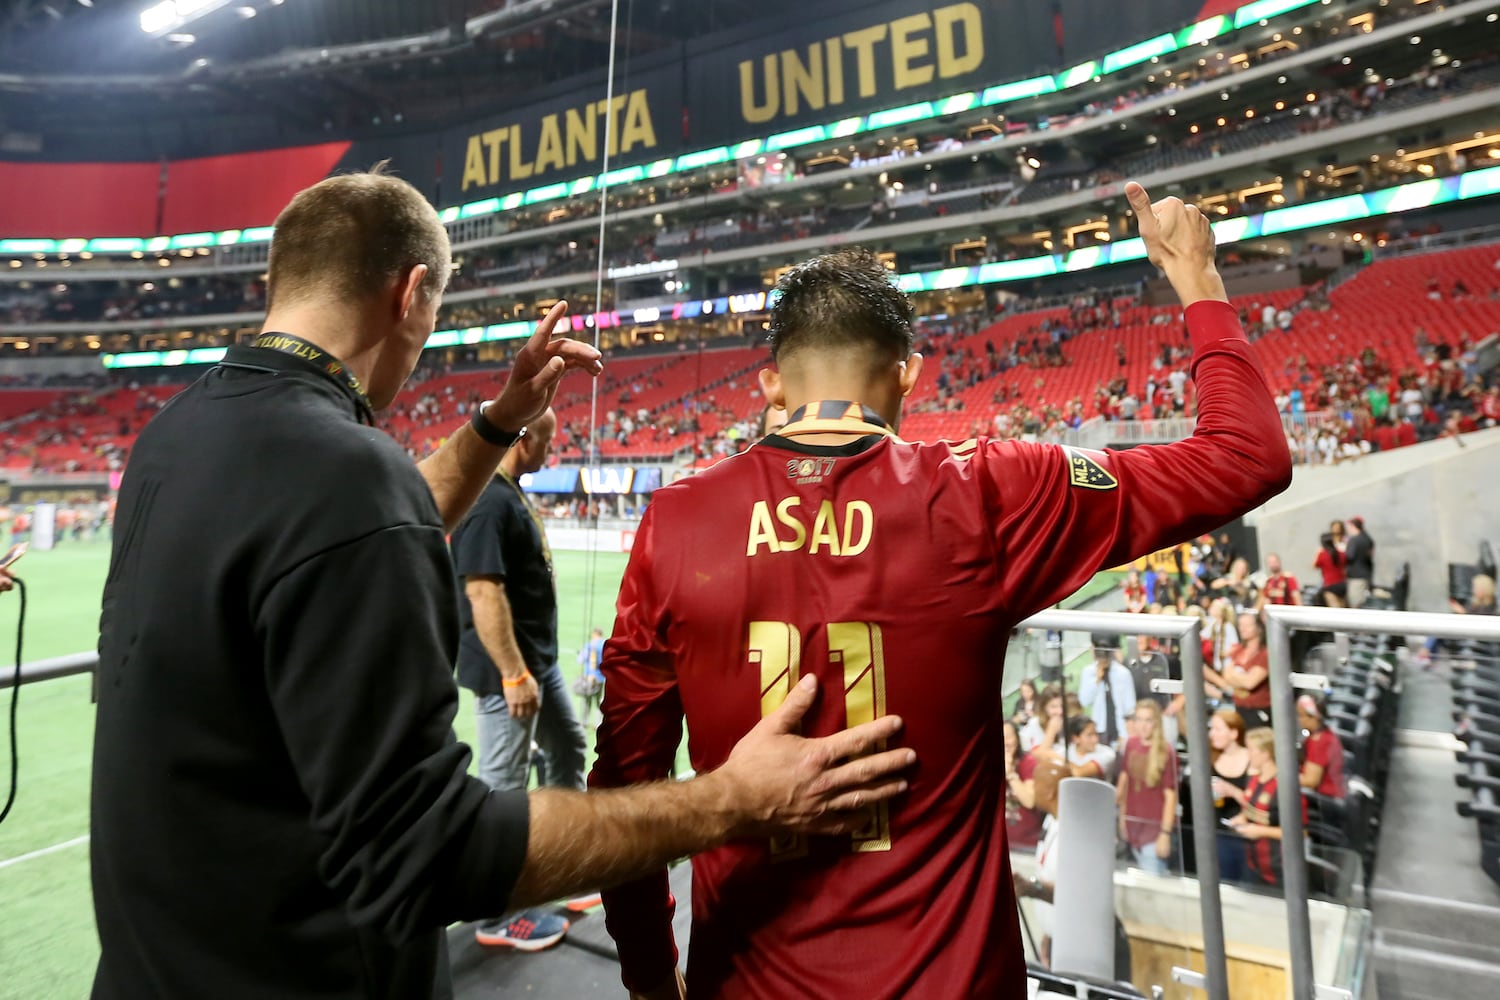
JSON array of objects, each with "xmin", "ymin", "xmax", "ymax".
[
  {"xmin": 487, "ymin": 301, "xmax": 604, "ymax": 432},
  {"xmin": 1125, "ymin": 181, "xmax": 1226, "ymax": 307}
]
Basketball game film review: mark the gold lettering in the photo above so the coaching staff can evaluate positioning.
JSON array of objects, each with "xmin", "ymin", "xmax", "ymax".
[
  {"xmin": 889, "ymin": 13, "xmax": 933, "ymax": 89},
  {"xmin": 808, "ymin": 500, "xmax": 841, "ymax": 556},
  {"xmin": 935, "ymin": 2, "xmax": 984, "ymax": 78},
  {"xmin": 747, "ymin": 500, "xmax": 781, "ymax": 556},
  {"xmin": 775, "ymin": 497, "xmax": 807, "ymax": 552},
  {"xmin": 534, "ymin": 113, "xmax": 566, "ymax": 173},
  {"xmin": 740, "ymin": 55, "xmax": 779, "ymax": 124},
  {"xmin": 506, "ymin": 123, "xmax": 532, "ymax": 181},
  {"xmin": 841, "ymin": 24, "xmax": 888, "ymax": 100},
  {"xmin": 824, "ymin": 37, "xmax": 845, "ymax": 106},
  {"xmin": 620, "ymin": 90, "xmax": 657, "ymax": 154},
  {"xmin": 565, "ymin": 105, "xmax": 596, "ymax": 167},
  {"xmin": 462, "ymin": 135, "xmax": 488, "ymax": 191},
  {"xmin": 484, "ymin": 127, "xmax": 506, "ymax": 184},
  {"xmin": 781, "ymin": 44, "xmax": 824, "ymax": 117},
  {"xmin": 841, "ymin": 500, "xmax": 873, "ymax": 556},
  {"xmin": 603, "ymin": 94, "xmax": 629, "ymax": 158}
]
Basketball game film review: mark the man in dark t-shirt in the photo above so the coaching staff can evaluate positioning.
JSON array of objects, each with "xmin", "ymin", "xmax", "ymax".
[{"xmin": 452, "ymin": 407, "xmax": 590, "ymax": 948}]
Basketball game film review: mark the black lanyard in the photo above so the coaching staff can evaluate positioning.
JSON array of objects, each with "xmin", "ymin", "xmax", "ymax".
[{"xmin": 251, "ymin": 332, "xmax": 374, "ymax": 425}]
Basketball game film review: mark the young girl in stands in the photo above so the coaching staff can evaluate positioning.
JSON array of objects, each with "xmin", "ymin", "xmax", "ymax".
[
  {"xmin": 1297, "ymin": 695, "xmax": 1347, "ymax": 798},
  {"xmin": 1229, "ymin": 727, "xmax": 1307, "ymax": 888},
  {"xmin": 1226, "ymin": 611, "xmax": 1271, "ymax": 729},
  {"xmin": 1123, "ymin": 569, "xmax": 1148, "ymax": 614},
  {"xmin": 1011, "ymin": 678, "xmax": 1039, "ymax": 728},
  {"xmin": 1209, "ymin": 709, "xmax": 1251, "ymax": 882},
  {"xmin": 1021, "ymin": 684, "xmax": 1064, "ymax": 755},
  {"xmin": 1003, "ymin": 720, "xmax": 1044, "ymax": 850},
  {"xmin": 1117, "ymin": 700, "xmax": 1180, "ymax": 876}
]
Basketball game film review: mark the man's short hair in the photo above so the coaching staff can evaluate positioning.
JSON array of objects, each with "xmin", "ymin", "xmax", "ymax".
[
  {"xmin": 267, "ymin": 164, "xmax": 451, "ymax": 309},
  {"xmin": 767, "ymin": 248, "xmax": 914, "ymax": 366}
]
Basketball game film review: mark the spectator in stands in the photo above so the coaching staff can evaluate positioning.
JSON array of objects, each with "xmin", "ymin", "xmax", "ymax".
[
  {"xmin": 1314, "ymin": 530, "xmax": 1347, "ymax": 608},
  {"xmin": 1128, "ymin": 630, "xmax": 1180, "ymax": 746},
  {"xmin": 1079, "ymin": 640, "xmax": 1137, "ymax": 748},
  {"xmin": 1451, "ymin": 573, "xmax": 1497, "ymax": 617},
  {"xmin": 757, "ymin": 404, "xmax": 788, "ymax": 437},
  {"xmin": 1297, "ymin": 695, "xmax": 1346, "ymax": 798},
  {"xmin": 1203, "ymin": 598, "xmax": 1241, "ymax": 688},
  {"xmin": 1011, "ymin": 678, "xmax": 1039, "ymax": 728},
  {"xmin": 1209, "ymin": 708, "xmax": 1252, "ymax": 882},
  {"xmin": 1210, "ymin": 556, "xmax": 1256, "ymax": 607},
  {"xmin": 1003, "ymin": 720, "xmax": 1044, "ymax": 850},
  {"xmin": 1344, "ymin": 517, "xmax": 1376, "ymax": 607},
  {"xmin": 1226, "ymin": 611, "xmax": 1272, "ymax": 728},
  {"xmin": 1123, "ymin": 569, "xmax": 1148, "ymax": 613},
  {"xmin": 1021, "ymin": 684, "xmax": 1065, "ymax": 755},
  {"xmin": 1064, "ymin": 715, "xmax": 1118, "ymax": 782},
  {"xmin": 1256, "ymin": 553, "xmax": 1302, "ymax": 611},
  {"xmin": 1229, "ymin": 727, "xmax": 1307, "ymax": 888},
  {"xmin": 1417, "ymin": 573, "xmax": 1498, "ymax": 664},
  {"xmin": 1117, "ymin": 701, "xmax": 1180, "ymax": 875}
]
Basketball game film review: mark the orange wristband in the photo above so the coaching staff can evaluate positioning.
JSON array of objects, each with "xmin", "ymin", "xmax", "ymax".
[{"xmin": 502, "ymin": 671, "xmax": 533, "ymax": 688}]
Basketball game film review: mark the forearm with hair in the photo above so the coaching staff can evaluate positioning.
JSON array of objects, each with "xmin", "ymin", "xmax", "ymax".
[
  {"xmin": 417, "ymin": 422, "xmax": 509, "ymax": 533},
  {"xmin": 467, "ymin": 580, "xmax": 529, "ymax": 681},
  {"xmin": 508, "ymin": 777, "xmax": 738, "ymax": 909}
]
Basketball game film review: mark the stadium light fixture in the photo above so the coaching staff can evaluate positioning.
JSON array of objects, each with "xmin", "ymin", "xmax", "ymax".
[{"xmin": 140, "ymin": 0, "xmax": 238, "ymax": 36}]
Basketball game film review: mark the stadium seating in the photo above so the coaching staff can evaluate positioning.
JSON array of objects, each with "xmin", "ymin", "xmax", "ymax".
[{"xmin": 1, "ymin": 236, "xmax": 1495, "ymax": 473}]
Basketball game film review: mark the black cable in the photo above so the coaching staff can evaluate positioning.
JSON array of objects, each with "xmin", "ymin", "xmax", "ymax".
[{"xmin": 0, "ymin": 576, "xmax": 25, "ymax": 827}]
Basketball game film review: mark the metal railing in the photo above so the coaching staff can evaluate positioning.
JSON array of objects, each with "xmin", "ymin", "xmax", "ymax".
[
  {"xmin": 1263, "ymin": 605, "xmax": 1500, "ymax": 1000},
  {"xmin": 0, "ymin": 651, "xmax": 96, "ymax": 690}
]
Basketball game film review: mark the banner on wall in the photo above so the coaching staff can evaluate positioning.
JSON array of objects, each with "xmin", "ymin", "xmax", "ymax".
[
  {"xmin": 683, "ymin": 0, "xmax": 1039, "ymax": 146},
  {"xmin": 441, "ymin": 64, "xmax": 683, "ymax": 201}
]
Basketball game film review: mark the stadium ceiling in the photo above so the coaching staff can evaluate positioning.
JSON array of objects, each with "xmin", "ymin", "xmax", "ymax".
[{"xmin": 0, "ymin": 0, "xmax": 798, "ymax": 132}]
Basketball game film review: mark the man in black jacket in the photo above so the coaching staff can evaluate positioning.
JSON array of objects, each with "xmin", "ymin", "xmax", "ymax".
[{"xmin": 91, "ymin": 168, "xmax": 913, "ymax": 1000}]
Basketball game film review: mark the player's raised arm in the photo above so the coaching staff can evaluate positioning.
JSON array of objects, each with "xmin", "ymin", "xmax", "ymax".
[{"xmin": 984, "ymin": 181, "xmax": 1292, "ymax": 617}]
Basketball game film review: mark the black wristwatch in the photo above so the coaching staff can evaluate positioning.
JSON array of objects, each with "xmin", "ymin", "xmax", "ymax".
[{"xmin": 471, "ymin": 403, "xmax": 527, "ymax": 448}]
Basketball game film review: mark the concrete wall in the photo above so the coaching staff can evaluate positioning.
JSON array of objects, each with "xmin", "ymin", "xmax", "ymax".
[{"xmin": 1249, "ymin": 427, "xmax": 1500, "ymax": 612}]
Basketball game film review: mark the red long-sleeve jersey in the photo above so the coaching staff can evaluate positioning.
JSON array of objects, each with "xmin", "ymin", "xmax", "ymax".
[{"xmin": 589, "ymin": 300, "xmax": 1291, "ymax": 998}]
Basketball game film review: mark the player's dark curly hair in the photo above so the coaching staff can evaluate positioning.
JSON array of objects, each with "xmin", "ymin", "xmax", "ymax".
[{"xmin": 767, "ymin": 248, "xmax": 914, "ymax": 366}]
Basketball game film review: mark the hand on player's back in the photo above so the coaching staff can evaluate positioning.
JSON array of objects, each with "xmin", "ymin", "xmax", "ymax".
[
  {"xmin": 486, "ymin": 300, "xmax": 604, "ymax": 432},
  {"xmin": 1125, "ymin": 180, "xmax": 1227, "ymax": 308},
  {"xmin": 715, "ymin": 674, "xmax": 914, "ymax": 838}
]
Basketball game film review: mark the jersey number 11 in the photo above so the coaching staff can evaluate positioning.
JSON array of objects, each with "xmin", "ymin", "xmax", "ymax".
[{"xmin": 750, "ymin": 620, "xmax": 893, "ymax": 858}]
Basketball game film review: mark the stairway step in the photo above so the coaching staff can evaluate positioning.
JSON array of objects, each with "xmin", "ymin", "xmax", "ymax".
[
  {"xmin": 1373, "ymin": 932, "xmax": 1500, "ymax": 1000},
  {"xmin": 1371, "ymin": 888, "xmax": 1500, "ymax": 950}
]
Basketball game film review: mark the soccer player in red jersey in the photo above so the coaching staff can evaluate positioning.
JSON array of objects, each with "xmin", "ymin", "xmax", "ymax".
[{"xmin": 590, "ymin": 183, "xmax": 1293, "ymax": 1000}]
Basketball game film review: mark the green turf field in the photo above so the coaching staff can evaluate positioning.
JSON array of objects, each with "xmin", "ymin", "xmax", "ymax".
[
  {"xmin": 0, "ymin": 541, "xmax": 629, "ymax": 1000},
  {"xmin": 0, "ymin": 539, "xmax": 1116, "ymax": 998}
]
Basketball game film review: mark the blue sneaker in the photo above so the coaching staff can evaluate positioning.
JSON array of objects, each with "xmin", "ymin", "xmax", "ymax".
[{"xmin": 474, "ymin": 909, "xmax": 569, "ymax": 951}]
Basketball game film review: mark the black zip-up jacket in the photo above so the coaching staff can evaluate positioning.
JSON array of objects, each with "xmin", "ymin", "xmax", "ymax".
[{"xmin": 92, "ymin": 344, "xmax": 529, "ymax": 999}]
